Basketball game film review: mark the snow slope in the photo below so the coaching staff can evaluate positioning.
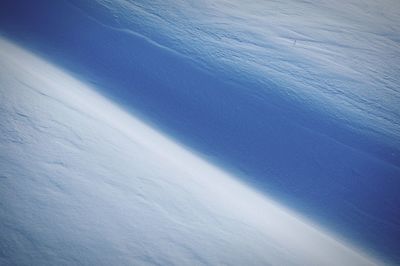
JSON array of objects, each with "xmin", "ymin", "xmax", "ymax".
[
  {"xmin": 0, "ymin": 38, "xmax": 380, "ymax": 265},
  {"xmin": 1, "ymin": 0, "xmax": 400, "ymax": 264},
  {"xmin": 72, "ymin": 0, "xmax": 400, "ymax": 152}
]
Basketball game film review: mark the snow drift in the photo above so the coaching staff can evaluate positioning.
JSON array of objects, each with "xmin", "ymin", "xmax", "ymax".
[
  {"xmin": 1, "ymin": 0, "xmax": 400, "ymax": 263},
  {"xmin": 0, "ymin": 38, "xmax": 380, "ymax": 265}
]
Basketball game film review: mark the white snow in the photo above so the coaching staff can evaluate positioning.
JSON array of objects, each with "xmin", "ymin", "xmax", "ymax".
[
  {"xmin": 75, "ymin": 0, "xmax": 400, "ymax": 147},
  {"xmin": 0, "ymin": 38, "xmax": 382, "ymax": 265}
]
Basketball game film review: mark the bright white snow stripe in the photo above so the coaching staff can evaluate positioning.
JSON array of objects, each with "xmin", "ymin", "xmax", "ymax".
[{"xmin": 0, "ymin": 37, "xmax": 381, "ymax": 265}]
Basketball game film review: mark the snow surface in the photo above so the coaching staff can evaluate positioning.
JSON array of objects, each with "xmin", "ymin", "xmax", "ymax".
[
  {"xmin": 0, "ymin": 38, "xmax": 380, "ymax": 265},
  {"xmin": 41, "ymin": 1, "xmax": 399, "ymax": 261},
  {"xmin": 71, "ymin": 0, "xmax": 400, "ymax": 149}
]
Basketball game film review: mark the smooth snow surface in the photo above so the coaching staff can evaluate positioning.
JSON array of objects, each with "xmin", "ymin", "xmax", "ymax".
[{"xmin": 0, "ymin": 38, "xmax": 380, "ymax": 265}]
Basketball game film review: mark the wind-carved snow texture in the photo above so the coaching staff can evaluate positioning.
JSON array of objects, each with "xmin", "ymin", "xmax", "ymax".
[
  {"xmin": 45, "ymin": 1, "xmax": 399, "ymax": 262},
  {"xmin": 0, "ymin": 38, "xmax": 380, "ymax": 265},
  {"xmin": 72, "ymin": 0, "xmax": 400, "ymax": 150}
]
